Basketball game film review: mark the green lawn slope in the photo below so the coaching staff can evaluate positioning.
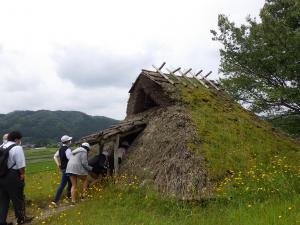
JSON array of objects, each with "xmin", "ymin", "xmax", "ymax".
[{"xmin": 181, "ymin": 86, "xmax": 300, "ymax": 203}]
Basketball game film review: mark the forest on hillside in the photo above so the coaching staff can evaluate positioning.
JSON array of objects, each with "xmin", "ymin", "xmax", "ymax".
[{"xmin": 0, "ymin": 110, "xmax": 118, "ymax": 146}]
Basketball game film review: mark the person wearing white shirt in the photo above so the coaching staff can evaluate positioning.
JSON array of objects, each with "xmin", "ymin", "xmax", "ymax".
[
  {"xmin": 0, "ymin": 131, "xmax": 33, "ymax": 225},
  {"xmin": 51, "ymin": 135, "xmax": 73, "ymax": 206}
]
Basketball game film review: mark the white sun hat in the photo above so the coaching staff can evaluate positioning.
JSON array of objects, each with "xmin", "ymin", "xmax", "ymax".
[
  {"xmin": 81, "ymin": 142, "xmax": 91, "ymax": 149},
  {"xmin": 61, "ymin": 135, "xmax": 72, "ymax": 143}
]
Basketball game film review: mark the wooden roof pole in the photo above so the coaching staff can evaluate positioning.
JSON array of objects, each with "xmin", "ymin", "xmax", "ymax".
[
  {"xmin": 113, "ymin": 134, "xmax": 120, "ymax": 176},
  {"xmin": 189, "ymin": 71, "xmax": 209, "ymax": 88},
  {"xmin": 200, "ymin": 71, "xmax": 220, "ymax": 91},
  {"xmin": 195, "ymin": 70, "xmax": 203, "ymax": 77},
  {"xmin": 166, "ymin": 67, "xmax": 187, "ymax": 86},
  {"xmin": 152, "ymin": 63, "xmax": 175, "ymax": 85},
  {"xmin": 203, "ymin": 71, "xmax": 212, "ymax": 78},
  {"xmin": 179, "ymin": 69, "xmax": 198, "ymax": 88}
]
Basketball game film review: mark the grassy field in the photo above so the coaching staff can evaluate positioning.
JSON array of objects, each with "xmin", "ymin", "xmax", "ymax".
[
  {"xmin": 21, "ymin": 147, "xmax": 300, "ymax": 225},
  {"xmin": 25, "ymin": 171, "xmax": 300, "ymax": 225},
  {"xmin": 25, "ymin": 148, "xmax": 57, "ymax": 173}
]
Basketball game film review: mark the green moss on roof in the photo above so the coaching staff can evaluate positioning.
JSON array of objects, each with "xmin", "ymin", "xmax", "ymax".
[{"xmin": 181, "ymin": 86, "xmax": 300, "ymax": 181}]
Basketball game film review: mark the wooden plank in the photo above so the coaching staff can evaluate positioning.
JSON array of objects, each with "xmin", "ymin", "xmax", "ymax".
[
  {"xmin": 144, "ymin": 74, "xmax": 165, "ymax": 86},
  {"xmin": 179, "ymin": 69, "xmax": 198, "ymax": 88},
  {"xmin": 166, "ymin": 68, "xmax": 187, "ymax": 86},
  {"xmin": 195, "ymin": 70, "xmax": 203, "ymax": 76},
  {"xmin": 203, "ymin": 71, "xmax": 212, "ymax": 78},
  {"xmin": 159, "ymin": 62, "xmax": 166, "ymax": 70},
  {"xmin": 119, "ymin": 127, "xmax": 145, "ymax": 138},
  {"xmin": 152, "ymin": 65, "xmax": 175, "ymax": 85},
  {"xmin": 103, "ymin": 130, "xmax": 121, "ymax": 139},
  {"xmin": 189, "ymin": 71, "xmax": 209, "ymax": 88},
  {"xmin": 147, "ymin": 75, "xmax": 170, "ymax": 83},
  {"xmin": 205, "ymin": 79, "xmax": 220, "ymax": 91},
  {"xmin": 114, "ymin": 134, "xmax": 120, "ymax": 176}
]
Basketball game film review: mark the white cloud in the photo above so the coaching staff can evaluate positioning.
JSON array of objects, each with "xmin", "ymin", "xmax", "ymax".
[{"xmin": 0, "ymin": 0, "xmax": 265, "ymax": 119}]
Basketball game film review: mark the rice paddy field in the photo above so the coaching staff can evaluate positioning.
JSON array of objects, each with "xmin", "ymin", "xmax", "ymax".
[{"xmin": 19, "ymin": 147, "xmax": 300, "ymax": 225}]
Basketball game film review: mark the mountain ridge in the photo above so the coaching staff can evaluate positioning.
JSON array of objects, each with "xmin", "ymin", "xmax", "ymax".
[{"xmin": 0, "ymin": 110, "xmax": 118, "ymax": 146}]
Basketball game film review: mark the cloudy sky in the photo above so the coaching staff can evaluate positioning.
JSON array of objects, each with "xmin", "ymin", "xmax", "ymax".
[{"xmin": 0, "ymin": 0, "xmax": 265, "ymax": 119}]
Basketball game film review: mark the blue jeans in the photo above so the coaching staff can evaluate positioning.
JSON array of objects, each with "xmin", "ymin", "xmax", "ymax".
[{"xmin": 53, "ymin": 169, "xmax": 71, "ymax": 203}]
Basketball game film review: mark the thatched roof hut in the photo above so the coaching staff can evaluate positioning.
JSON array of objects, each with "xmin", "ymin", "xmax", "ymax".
[{"xmin": 79, "ymin": 65, "xmax": 220, "ymax": 199}]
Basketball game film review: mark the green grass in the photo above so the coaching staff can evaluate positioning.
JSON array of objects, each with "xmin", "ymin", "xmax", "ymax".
[
  {"xmin": 25, "ymin": 170, "xmax": 60, "ymax": 205},
  {"xmin": 25, "ymin": 148, "xmax": 57, "ymax": 158},
  {"xmin": 24, "ymin": 148, "xmax": 57, "ymax": 174},
  {"xmin": 181, "ymin": 87, "xmax": 300, "ymax": 180},
  {"xmin": 32, "ymin": 179, "xmax": 300, "ymax": 225},
  {"xmin": 26, "ymin": 161, "xmax": 57, "ymax": 174}
]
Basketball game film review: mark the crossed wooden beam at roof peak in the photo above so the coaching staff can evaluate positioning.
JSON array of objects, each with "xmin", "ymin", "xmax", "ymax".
[{"xmin": 152, "ymin": 62, "xmax": 220, "ymax": 91}]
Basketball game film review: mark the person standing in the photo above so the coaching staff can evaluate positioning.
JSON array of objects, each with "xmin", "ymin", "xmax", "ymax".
[
  {"xmin": 0, "ymin": 133, "xmax": 8, "ymax": 148},
  {"xmin": 0, "ymin": 131, "xmax": 33, "ymax": 225},
  {"xmin": 51, "ymin": 135, "xmax": 73, "ymax": 206},
  {"xmin": 116, "ymin": 141, "xmax": 130, "ymax": 165},
  {"xmin": 66, "ymin": 142, "xmax": 93, "ymax": 205}
]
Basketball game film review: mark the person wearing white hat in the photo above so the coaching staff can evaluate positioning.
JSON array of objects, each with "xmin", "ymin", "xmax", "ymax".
[
  {"xmin": 51, "ymin": 135, "xmax": 73, "ymax": 206},
  {"xmin": 66, "ymin": 142, "xmax": 93, "ymax": 205}
]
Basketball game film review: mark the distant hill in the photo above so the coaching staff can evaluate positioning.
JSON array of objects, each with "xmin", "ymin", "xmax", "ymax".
[{"xmin": 0, "ymin": 110, "xmax": 119, "ymax": 146}]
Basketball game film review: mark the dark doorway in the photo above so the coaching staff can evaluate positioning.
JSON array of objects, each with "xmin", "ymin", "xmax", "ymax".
[{"xmin": 133, "ymin": 89, "xmax": 158, "ymax": 114}]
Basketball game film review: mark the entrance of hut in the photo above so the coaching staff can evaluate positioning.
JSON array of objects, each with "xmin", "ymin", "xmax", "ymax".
[
  {"xmin": 133, "ymin": 89, "xmax": 158, "ymax": 114},
  {"xmin": 113, "ymin": 125, "xmax": 146, "ymax": 174}
]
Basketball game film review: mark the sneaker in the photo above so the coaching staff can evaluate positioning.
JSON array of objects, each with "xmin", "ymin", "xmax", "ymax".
[
  {"xmin": 51, "ymin": 201, "xmax": 58, "ymax": 207},
  {"xmin": 70, "ymin": 201, "xmax": 76, "ymax": 206},
  {"xmin": 16, "ymin": 216, "xmax": 34, "ymax": 224}
]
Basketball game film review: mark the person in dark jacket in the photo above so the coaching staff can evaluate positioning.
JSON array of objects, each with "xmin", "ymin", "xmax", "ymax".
[
  {"xmin": 51, "ymin": 135, "xmax": 72, "ymax": 206},
  {"xmin": 88, "ymin": 152, "xmax": 109, "ymax": 179},
  {"xmin": 87, "ymin": 151, "xmax": 109, "ymax": 187},
  {"xmin": 0, "ymin": 131, "xmax": 33, "ymax": 225}
]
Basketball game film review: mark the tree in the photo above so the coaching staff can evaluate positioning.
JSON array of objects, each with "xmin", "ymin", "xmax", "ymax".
[{"xmin": 211, "ymin": 0, "xmax": 300, "ymax": 115}]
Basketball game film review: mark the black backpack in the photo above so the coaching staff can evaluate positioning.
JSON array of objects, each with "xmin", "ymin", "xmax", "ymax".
[{"xmin": 0, "ymin": 144, "xmax": 16, "ymax": 177}]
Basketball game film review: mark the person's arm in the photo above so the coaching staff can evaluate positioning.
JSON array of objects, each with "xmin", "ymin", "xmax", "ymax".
[
  {"xmin": 14, "ymin": 146, "xmax": 26, "ymax": 180},
  {"xmin": 81, "ymin": 152, "xmax": 93, "ymax": 172},
  {"xmin": 19, "ymin": 167, "xmax": 25, "ymax": 180},
  {"xmin": 53, "ymin": 151, "xmax": 61, "ymax": 167},
  {"xmin": 66, "ymin": 148, "xmax": 72, "ymax": 160}
]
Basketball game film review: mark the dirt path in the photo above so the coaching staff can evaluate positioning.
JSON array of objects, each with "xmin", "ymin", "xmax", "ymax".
[
  {"xmin": 7, "ymin": 202, "xmax": 74, "ymax": 224},
  {"xmin": 33, "ymin": 203, "xmax": 73, "ymax": 223}
]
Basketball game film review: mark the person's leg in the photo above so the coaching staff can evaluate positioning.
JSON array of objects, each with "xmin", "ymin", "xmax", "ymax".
[
  {"xmin": 0, "ymin": 188, "xmax": 10, "ymax": 224},
  {"xmin": 5, "ymin": 171, "xmax": 29, "ymax": 224},
  {"xmin": 10, "ymin": 182, "xmax": 26, "ymax": 223},
  {"xmin": 78, "ymin": 176, "xmax": 88, "ymax": 199},
  {"xmin": 88, "ymin": 173, "xmax": 100, "ymax": 187},
  {"xmin": 53, "ymin": 170, "xmax": 68, "ymax": 203},
  {"xmin": 69, "ymin": 176, "xmax": 77, "ymax": 204},
  {"xmin": 66, "ymin": 176, "xmax": 72, "ymax": 199}
]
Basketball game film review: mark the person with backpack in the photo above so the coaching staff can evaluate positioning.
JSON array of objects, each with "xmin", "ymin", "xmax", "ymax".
[
  {"xmin": 0, "ymin": 131, "xmax": 33, "ymax": 225},
  {"xmin": 66, "ymin": 142, "xmax": 93, "ymax": 205},
  {"xmin": 51, "ymin": 135, "xmax": 73, "ymax": 206}
]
